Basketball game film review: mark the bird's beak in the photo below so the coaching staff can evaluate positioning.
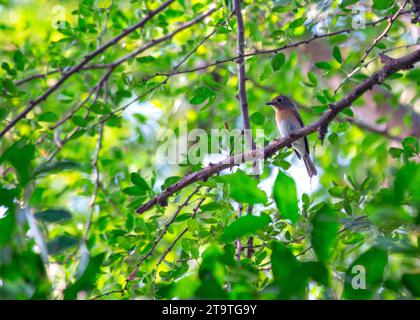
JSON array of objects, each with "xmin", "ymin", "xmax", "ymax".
[{"xmin": 265, "ymin": 102, "xmax": 274, "ymax": 106}]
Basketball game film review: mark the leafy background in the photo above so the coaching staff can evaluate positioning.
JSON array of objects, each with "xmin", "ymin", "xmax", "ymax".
[{"xmin": 0, "ymin": 0, "xmax": 419, "ymax": 299}]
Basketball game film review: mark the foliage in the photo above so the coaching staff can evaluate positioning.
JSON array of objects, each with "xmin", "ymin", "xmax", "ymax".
[{"xmin": 0, "ymin": 0, "xmax": 419, "ymax": 300}]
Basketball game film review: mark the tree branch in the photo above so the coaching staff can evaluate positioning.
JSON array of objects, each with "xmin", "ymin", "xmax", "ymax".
[
  {"xmin": 334, "ymin": 0, "xmax": 410, "ymax": 95},
  {"xmin": 33, "ymin": 19, "xmax": 222, "ymax": 167},
  {"xmin": 151, "ymin": 195, "xmax": 206, "ymax": 293},
  {"xmin": 411, "ymin": 0, "xmax": 420, "ymax": 22},
  {"xmin": 233, "ymin": 0, "xmax": 258, "ymax": 259},
  {"xmin": 89, "ymin": 7, "xmax": 218, "ymax": 70},
  {"xmin": 248, "ymin": 78, "xmax": 403, "ymax": 141},
  {"xmin": 127, "ymin": 186, "xmax": 202, "ymax": 281},
  {"xmin": 136, "ymin": 49, "xmax": 420, "ymax": 215},
  {"xmin": 0, "ymin": 0, "xmax": 175, "ymax": 139},
  {"xmin": 148, "ymin": 10, "xmax": 413, "ymax": 78}
]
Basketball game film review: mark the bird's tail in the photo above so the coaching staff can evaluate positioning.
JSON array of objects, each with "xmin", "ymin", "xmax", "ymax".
[{"xmin": 303, "ymin": 155, "xmax": 317, "ymax": 178}]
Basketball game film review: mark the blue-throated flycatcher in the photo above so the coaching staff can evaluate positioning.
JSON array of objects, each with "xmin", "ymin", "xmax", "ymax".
[{"xmin": 266, "ymin": 95, "xmax": 317, "ymax": 178}]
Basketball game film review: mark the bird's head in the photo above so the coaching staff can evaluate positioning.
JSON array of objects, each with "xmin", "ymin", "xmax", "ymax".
[{"xmin": 265, "ymin": 95, "xmax": 294, "ymax": 110}]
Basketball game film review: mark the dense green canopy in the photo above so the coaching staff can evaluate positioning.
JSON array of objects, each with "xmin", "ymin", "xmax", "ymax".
[{"xmin": 0, "ymin": 0, "xmax": 419, "ymax": 300}]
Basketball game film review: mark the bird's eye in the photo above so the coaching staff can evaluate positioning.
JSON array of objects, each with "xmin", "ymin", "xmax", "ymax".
[{"xmin": 277, "ymin": 97, "xmax": 282, "ymax": 103}]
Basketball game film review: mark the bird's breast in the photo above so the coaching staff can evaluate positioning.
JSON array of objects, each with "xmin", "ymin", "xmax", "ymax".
[{"xmin": 275, "ymin": 110, "xmax": 301, "ymax": 138}]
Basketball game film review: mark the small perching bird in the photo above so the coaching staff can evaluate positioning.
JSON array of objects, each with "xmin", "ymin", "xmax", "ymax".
[{"xmin": 266, "ymin": 95, "xmax": 317, "ymax": 178}]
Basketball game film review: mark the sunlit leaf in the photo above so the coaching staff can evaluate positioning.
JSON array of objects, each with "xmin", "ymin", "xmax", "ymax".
[
  {"xmin": 222, "ymin": 172, "xmax": 267, "ymax": 204},
  {"xmin": 221, "ymin": 214, "xmax": 271, "ymax": 242},
  {"xmin": 271, "ymin": 241, "xmax": 307, "ymax": 298},
  {"xmin": 34, "ymin": 209, "xmax": 72, "ymax": 223},
  {"xmin": 271, "ymin": 52, "xmax": 286, "ymax": 71},
  {"xmin": 343, "ymin": 247, "xmax": 388, "ymax": 299},
  {"xmin": 273, "ymin": 170, "xmax": 299, "ymax": 224},
  {"xmin": 310, "ymin": 205, "xmax": 339, "ymax": 263}
]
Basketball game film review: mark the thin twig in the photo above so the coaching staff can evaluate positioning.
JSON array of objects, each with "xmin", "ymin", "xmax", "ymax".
[
  {"xmin": 93, "ymin": 188, "xmax": 206, "ymax": 300},
  {"xmin": 82, "ymin": 122, "xmax": 104, "ymax": 244},
  {"xmin": 87, "ymin": 19, "xmax": 228, "ymax": 131},
  {"xmin": 151, "ymin": 195, "xmax": 206, "ymax": 293},
  {"xmin": 50, "ymin": 67, "xmax": 114, "ymax": 130},
  {"xmin": 236, "ymin": 203, "xmax": 243, "ymax": 261},
  {"xmin": 148, "ymin": 10, "xmax": 414, "ymax": 78},
  {"xmin": 127, "ymin": 187, "xmax": 202, "ymax": 281},
  {"xmin": 334, "ymin": 0, "xmax": 410, "ymax": 95}
]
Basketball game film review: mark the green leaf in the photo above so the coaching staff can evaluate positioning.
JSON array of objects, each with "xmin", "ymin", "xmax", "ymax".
[
  {"xmin": 315, "ymin": 61, "xmax": 333, "ymax": 70},
  {"xmin": 189, "ymin": 87, "xmax": 215, "ymax": 105},
  {"xmin": 34, "ymin": 209, "xmax": 72, "ymax": 223},
  {"xmin": 122, "ymin": 186, "xmax": 147, "ymax": 196},
  {"xmin": 302, "ymin": 261, "xmax": 329, "ymax": 286},
  {"xmin": 216, "ymin": 26, "xmax": 232, "ymax": 34},
  {"xmin": 222, "ymin": 172, "xmax": 267, "ymax": 204},
  {"xmin": 401, "ymin": 136, "xmax": 419, "ymax": 158},
  {"xmin": 373, "ymin": 0, "xmax": 394, "ymax": 10},
  {"xmin": 343, "ymin": 247, "xmax": 388, "ymax": 299},
  {"xmin": 389, "ymin": 147, "xmax": 403, "ymax": 158},
  {"xmin": 310, "ymin": 205, "xmax": 339, "ymax": 263},
  {"xmin": 289, "ymin": 16, "xmax": 306, "ymax": 29},
  {"xmin": 161, "ymin": 176, "xmax": 181, "ymax": 189},
  {"xmin": 271, "ymin": 52, "xmax": 285, "ymax": 71},
  {"xmin": 33, "ymin": 160, "xmax": 79, "ymax": 177},
  {"xmin": 130, "ymin": 172, "xmax": 150, "ymax": 191},
  {"xmin": 64, "ymin": 252, "xmax": 106, "ymax": 299},
  {"xmin": 307, "ymin": 71, "xmax": 318, "ymax": 86},
  {"xmin": 47, "ymin": 235, "xmax": 78, "ymax": 254},
  {"xmin": 72, "ymin": 115, "xmax": 87, "ymax": 127},
  {"xmin": 2, "ymin": 78, "xmax": 18, "ymax": 95},
  {"xmin": 332, "ymin": 46, "xmax": 342, "ymax": 64},
  {"xmin": 195, "ymin": 246, "xmax": 228, "ymax": 299},
  {"xmin": 341, "ymin": 0, "xmax": 359, "ymax": 7},
  {"xmin": 312, "ymin": 105, "xmax": 328, "ymax": 113},
  {"xmin": 89, "ymin": 101, "xmax": 110, "ymax": 115},
  {"xmin": 250, "ymin": 112, "xmax": 265, "ymax": 125},
  {"xmin": 0, "ymin": 140, "xmax": 35, "ymax": 186},
  {"xmin": 342, "ymin": 107, "xmax": 354, "ymax": 117},
  {"xmin": 2, "ymin": 62, "xmax": 17, "ymax": 76},
  {"xmin": 38, "ymin": 111, "xmax": 59, "ymax": 123},
  {"xmin": 13, "ymin": 50, "xmax": 26, "ymax": 71},
  {"xmin": 273, "ymin": 170, "xmax": 299, "ymax": 224},
  {"xmin": 0, "ymin": 186, "xmax": 17, "ymax": 245},
  {"xmin": 271, "ymin": 241, "xmax": 307, "ymax": 298},
  {"xmin": 221, "ymin": 215, "xmax": 271, "ymax": 242},
  {"xmin": 402, "ymin": 273, "xmax": 420, "ymax": 297}
]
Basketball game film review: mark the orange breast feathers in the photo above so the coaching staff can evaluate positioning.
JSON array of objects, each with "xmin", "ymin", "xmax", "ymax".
[{"xmin": 275, "ymin": 108, "xmax": 296, "ymax": 123}]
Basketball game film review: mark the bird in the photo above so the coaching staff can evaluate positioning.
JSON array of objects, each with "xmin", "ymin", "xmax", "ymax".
[{"xmin": 266, "ymin": 95, "xmax": 317, "ymax": 178}]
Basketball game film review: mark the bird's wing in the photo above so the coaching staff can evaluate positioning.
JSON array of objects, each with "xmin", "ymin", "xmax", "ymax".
[{"xmin": 291, "ymin": 107, "xmax": 310, "ymax": 155}]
